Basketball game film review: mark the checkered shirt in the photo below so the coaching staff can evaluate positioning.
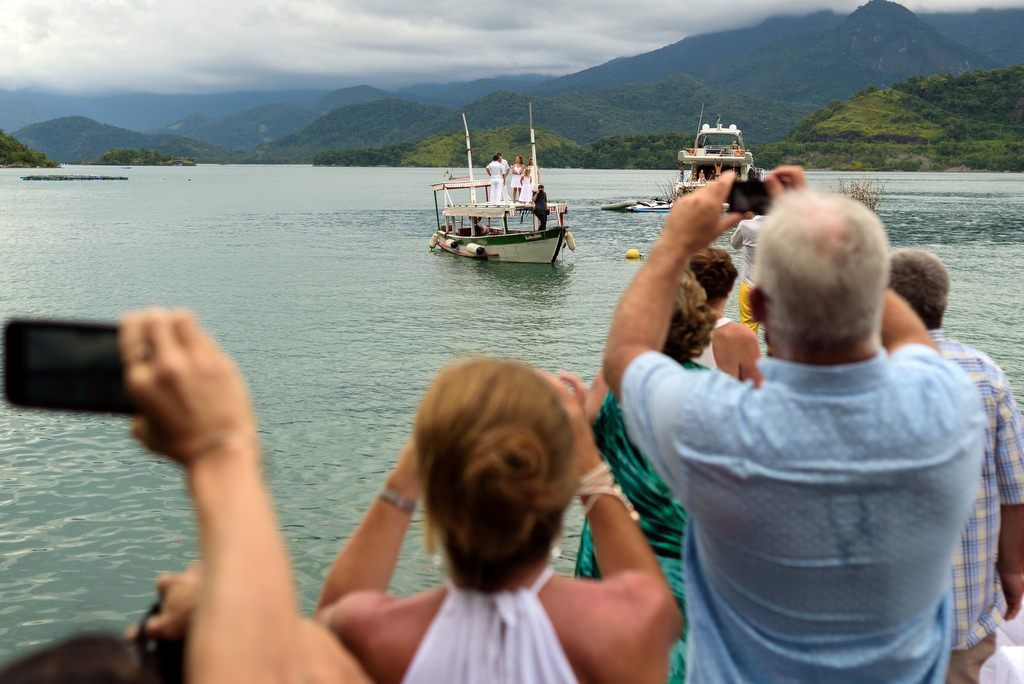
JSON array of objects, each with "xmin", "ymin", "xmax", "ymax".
[{"xmin": 932, "ymin": 330, "xmax": 1024, "ymax": 649}]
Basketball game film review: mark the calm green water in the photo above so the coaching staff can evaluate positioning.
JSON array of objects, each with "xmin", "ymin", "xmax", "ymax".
[{"xmin": 1, "ymin": 165, "xmax": 1022, "ymax": 659}]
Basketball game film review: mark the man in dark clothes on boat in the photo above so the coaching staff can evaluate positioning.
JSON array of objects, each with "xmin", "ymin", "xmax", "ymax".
[{"xmin": 533, "ymin": 185, "xmax": 548, "ymax": 231}]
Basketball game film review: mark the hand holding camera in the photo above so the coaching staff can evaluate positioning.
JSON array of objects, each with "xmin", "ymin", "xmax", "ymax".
[{"xmin": 120, "ymin": 308, "xmax": 258, "ymax": 468}]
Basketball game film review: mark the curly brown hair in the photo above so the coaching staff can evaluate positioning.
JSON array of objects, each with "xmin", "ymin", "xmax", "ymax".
[
  {"xmin": 689, "ymin": 247, "xmax": 738, "ymax": 302},
  {"xmin": 663, "ymin": 269, "xmax": 716, "ymax": 362}
]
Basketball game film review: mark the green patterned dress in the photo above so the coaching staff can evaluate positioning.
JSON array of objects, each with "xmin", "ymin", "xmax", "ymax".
[{"xmin": 574, "ymin": 361, "xmax": 704, "ymax": 684}]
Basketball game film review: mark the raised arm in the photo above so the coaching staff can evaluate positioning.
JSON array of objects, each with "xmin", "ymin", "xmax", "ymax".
[
  {"xmin": 122, "ymin": 309, "xmax": 363, "ymax": 684},
  {"xmin": 554, "ymin": 373, "xmax": 662, "ymax": 578},
  {"xmin": 880, "ymin": 290, "xmax": 937, "ymax": 353},
  {"xmin": 604, "ymin": 176, "xmax": 742, "ymax": 396}
]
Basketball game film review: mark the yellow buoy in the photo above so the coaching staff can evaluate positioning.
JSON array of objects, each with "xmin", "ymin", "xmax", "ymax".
[
  {"xmin": 565, "ymin": 231, "xmax": 576, "ymax": 252},
  {"xmin": 428, "ymin": 234, "xmax": 438, "ymax": 250},
  {"xmin": 625, "ymin": 248, "xmax": 643, "ymax": 260}
]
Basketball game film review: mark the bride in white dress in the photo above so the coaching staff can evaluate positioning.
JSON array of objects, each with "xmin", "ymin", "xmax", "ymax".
[{"xmin": 518, "ymin": 158, "xmax": 534, "ymax": 204}]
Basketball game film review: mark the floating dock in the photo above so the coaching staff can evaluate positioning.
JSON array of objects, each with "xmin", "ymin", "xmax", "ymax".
[{"xmin": 21, "ymin": 175, "xmax": 129, "ymax": 181}]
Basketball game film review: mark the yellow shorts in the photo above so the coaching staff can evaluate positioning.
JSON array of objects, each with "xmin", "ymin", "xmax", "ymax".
[{"xmin": 738, "ymin": 281, "xmax": 758, "ymax": 336}]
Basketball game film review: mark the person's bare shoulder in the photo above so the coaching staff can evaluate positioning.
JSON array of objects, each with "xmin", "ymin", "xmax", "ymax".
[
  {"xmin": 325, "ymin": 588, "xmax": 445, "ymax": 683},
  {"xmin": 545, "ymin": 573, "xmax": 679, "ymax": 682},
  {"xmin": 716, "ymin": 321, "xmax": 757, "ymax": 346}
]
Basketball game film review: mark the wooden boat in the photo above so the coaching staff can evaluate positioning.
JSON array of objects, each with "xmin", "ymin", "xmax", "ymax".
[{"xmin": 428, "ymin": 107, "xmax": 575, "ymax": 264}]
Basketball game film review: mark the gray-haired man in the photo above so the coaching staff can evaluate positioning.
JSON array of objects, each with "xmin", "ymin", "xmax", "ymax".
[{"xmin": 602, "ymin": 168, "xmax": 985, "ymax": 682}]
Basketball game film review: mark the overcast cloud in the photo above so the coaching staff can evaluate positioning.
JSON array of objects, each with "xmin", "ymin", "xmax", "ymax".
[{"xmin": 2, "ymin": 0, "xmax": 1022, "ymax": 94}]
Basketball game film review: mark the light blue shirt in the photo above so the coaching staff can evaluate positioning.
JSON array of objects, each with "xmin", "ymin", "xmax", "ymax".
[{"xmin": 621, "ymin": 345, "xmax": 984, "ymax": 683}]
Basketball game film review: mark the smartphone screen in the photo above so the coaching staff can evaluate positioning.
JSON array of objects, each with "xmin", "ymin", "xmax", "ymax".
[
  {"xmin": 726, "ymin": 180, "xmax": 771, "ymax": 215},
  {"xmin": 3, "ymin": 320, "xmax": 134, "ymax": 414}
]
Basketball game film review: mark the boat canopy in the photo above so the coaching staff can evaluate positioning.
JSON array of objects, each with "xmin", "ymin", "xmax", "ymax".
[{"xmin": 431, "ymin": 179, "xmax": 492, "ymax": 191}]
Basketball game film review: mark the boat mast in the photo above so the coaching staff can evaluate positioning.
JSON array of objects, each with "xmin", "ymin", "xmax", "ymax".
[
  {"xmin": 529, "ymin": 103, "xmax": 539, "ymax": 190},
  {"xmin": 695, "ymin": 102, "xmax": 705, "ymax": 142},
  {"xmin": 462, "ymin": 113, "xmax": 477, "ymax": 203}
]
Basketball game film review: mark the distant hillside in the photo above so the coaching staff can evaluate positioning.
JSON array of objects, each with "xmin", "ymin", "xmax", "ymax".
[
  {"xmin": 398, "ymin": 75, "xmax": 552, "ymax": 106},
  {"xmin": 158, "ymin": 103, "xmax": 322, "ymax": 151},
  {"xmin": 757, "ymin": 66, "xmax": 1024, "ymax": 170},
  {"xmin": 0, "ymin": 91, "xmax": 39, "ymax": 132},
  {"xmin": 476, "ymin": 76, "xmax": 813, "ymax": 145},
  {"xmin": 317, "ymin": 85, "xmax": 399, "ymax": 112},
  {"xmin": 248, "ymin": 100, "xmax": 455, "ymax": 163},
  {"xmin": 531, "ymin": 11, "xmax": 843, "ymax": 96},
  {"xmin": 13, "ymin": 117, "xmax": 241, "ymax": 163},
  {"xmin": 21, "ymin": 90, "xmax": 328, "ymax": 132},
  {"xmin": 314, "ymin": 126, "xmax": 585, "ymax": 168},
  {"xmin": 251, "ymin": 74, "xmax": 812, "ymax": 163},
  {"xmin": 0, "ymin": 128, "xmax": 57, "ymax": 167},
  {"xmin": 921, "ymin": 8, "xmax": 1024, "ymax": 68},
  {"xmin": 707, "ymin": 0, "xmax": 991, "ymax": 104}
]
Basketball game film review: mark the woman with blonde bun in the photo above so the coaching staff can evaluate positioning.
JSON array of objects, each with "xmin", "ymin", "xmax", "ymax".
[{"xmin": 316, "ymin": 359, "xmax": 680, "ymax": 683}]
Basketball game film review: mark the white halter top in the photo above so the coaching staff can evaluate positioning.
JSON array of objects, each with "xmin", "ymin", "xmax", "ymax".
[
  {"xmin": 402, "ymin": 566, "xmax": 577, "ymax": 684},
  {"xmin": 694, "ymin": 316, "xmax": 732, "ymax": 370}
]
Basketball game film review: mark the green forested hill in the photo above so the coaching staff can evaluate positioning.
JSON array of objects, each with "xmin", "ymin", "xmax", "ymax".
[
  {"xmin": 248, "ymin": 100, "xmax": 455, "ymax": 162},
  {"xmin": 314, "ymin": 126, "xmax": 586, "ymax": 168},
  {"xmin": 159, "ymin": 103, "xmax": 322, "ymax": 151},
  {"xmin": 0, "ymin": 128, "xmax": 57, "ymax": 167},
  {"xmin": 14, "ymin": 117, "xmax": 240, "ymax": 163},
  {"xmin": 465, "ymin": 76, "xmax": 813, "ymax": 145},
  {"xmin": 757, "ymin": 66, "xmax": 1024, "ymax": 170}
]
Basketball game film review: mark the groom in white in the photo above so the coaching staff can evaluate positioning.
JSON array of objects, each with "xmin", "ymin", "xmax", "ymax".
[{"xmin": 486, "ymin": 154, "xmax": 505, "ymax": 203}]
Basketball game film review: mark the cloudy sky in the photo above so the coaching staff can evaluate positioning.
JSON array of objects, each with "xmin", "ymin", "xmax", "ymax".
[{"xmin": 2, "ymin": 0, "xmax": 1022, "ymax": 94}]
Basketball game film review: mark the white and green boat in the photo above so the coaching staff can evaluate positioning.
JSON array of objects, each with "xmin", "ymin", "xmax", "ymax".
[{"xmin": 428, "ymin": 109, "xmax": 575, "ymax": 264}]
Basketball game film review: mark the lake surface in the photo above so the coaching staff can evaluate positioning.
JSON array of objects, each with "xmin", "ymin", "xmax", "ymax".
[{"xmin": 1, "ymin": 166, "xmax": 1022, "ymax": 659}]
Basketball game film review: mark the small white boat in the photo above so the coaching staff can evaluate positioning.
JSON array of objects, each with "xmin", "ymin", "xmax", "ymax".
[
  {"xmin": 626, "ymin": 198, "xmax": 673, "ymax": 213},
  {"xmin": 600, "ymin": 199, "xmax": 639, "ymax": 211},
  {"xmin": 428, "ymin": 107, "xmax": 575, "ymax": 264}
]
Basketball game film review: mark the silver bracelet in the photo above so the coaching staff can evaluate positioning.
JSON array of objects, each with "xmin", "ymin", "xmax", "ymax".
[{"xmin": 379, "ymin": 487, "xmax": 417, "ymax": 514}]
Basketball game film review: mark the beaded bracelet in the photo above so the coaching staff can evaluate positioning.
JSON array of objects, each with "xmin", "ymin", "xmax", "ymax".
[{"xmin": 576, "ymin": 462, "xmax": 640, "ymax": 522}]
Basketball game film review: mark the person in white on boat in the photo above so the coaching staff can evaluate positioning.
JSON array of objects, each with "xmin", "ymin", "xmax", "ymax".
[
  {"xmin": 486, "ymin": 154, "xmax": 505, "ymax": 203},
  {"xmin": 511, "ymin": 155, "xmax": 526, "ymax": 201},
  {"xmin": 498, "ymin": 152, "xmax": 510, "ymax": 191},
  {"xmin": 519, "ymin": 158, "xmax": 534, "ymax": 205}
]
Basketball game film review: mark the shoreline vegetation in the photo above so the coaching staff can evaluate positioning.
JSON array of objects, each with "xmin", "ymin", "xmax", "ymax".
[
  {"xmin": 86, "ymin": 148, "xmax": 196, "ymax": 166},
  {"xmin": 0, "ymin": 129, "xmax": 57, "ymax": 168}
]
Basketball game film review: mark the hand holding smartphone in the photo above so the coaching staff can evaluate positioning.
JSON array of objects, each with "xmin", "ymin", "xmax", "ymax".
[
  {"xmin": 4, "ymin": 319, "xmax": 134, "ymax": 414},
  {"xmin": 725, "ymin": 180, "xmax": 771, "ymax": 216}
]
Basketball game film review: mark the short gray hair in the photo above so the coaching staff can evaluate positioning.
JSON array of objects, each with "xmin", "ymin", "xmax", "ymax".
[
  {"xmin": 757, "ymin": 190, "xmax": 889, "ymax": 350},
  {"xmin": 889, "ymin": 249, "xmax": 949, "ymax": 330}
]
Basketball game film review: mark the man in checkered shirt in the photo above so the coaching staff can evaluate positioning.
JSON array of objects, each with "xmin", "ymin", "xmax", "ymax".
[{"xmin": 891, "ymin": 248, "xmax": 1024, "ymax": 684}]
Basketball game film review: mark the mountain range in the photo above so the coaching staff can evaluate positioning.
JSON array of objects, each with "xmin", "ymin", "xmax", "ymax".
[{"xmin": 6, "ymin": 0, "xmax": 1024, "ymax": 166}]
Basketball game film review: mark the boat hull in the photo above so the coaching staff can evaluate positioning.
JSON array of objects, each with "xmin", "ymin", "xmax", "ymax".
[{"xmin": 433, "ymin": 227, "xmax": 567, "ymax": 264}]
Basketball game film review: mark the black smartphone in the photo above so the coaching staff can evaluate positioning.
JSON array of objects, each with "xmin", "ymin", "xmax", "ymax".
[
  {"xmin": 3, "ymin": 319, "xmax": 134, "ymax": 414},
  {"xmin": 726, "ymin": 180, "xmax": 771, "ymax": 215}
]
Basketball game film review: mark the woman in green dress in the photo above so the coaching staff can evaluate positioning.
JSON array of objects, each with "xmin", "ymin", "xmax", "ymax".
[{"xmin": 575, "ymin": 268, "xmax": 717, "ymax": 683}]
